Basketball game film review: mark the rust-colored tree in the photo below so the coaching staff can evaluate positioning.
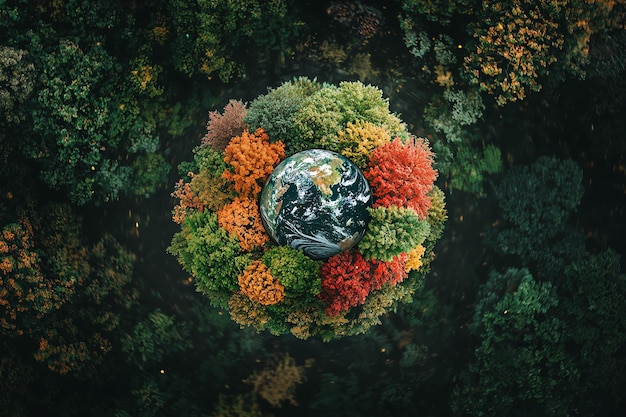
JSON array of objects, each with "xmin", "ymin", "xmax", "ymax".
[
  {"xmin": 222, "ymin": 128, "xmax": 285, "ymax": 197},
  {"xmin": 202, "ymin": 99, "xmax": 248, "ymax": 151},
  {"xmin": 364, "ymin": 137, "xmax": 437, "ymax": 218}
]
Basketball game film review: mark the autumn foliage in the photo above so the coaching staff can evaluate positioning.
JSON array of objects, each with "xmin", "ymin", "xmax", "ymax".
[
  {"xmin": 189, "ymin": 169, "xmax": 233, "ymax": 212},
  {"xmin": 247, "ymin": 354, "xmax": 307, "ymax": 408},
  {"xmin": 171, "ymin": 175, "xmax": 206, "ymax": 224},
  {"xmin": 405, "ymin": 244, "xmax": 426, "ymax": 272},
  {"xmin": 364, "ymin": 137, "xmax": 437, "ymax": 218},
  {"xmin": 222, "ymin": 128, "xmax": 285, "ymax": 196},
  {"xmin": 171, "ymin": 147, "xmax": 235, "ymax": 224},
  {"xmin": 319, "ymin": 250, "xmax": 419, "ymax": 316},
  {"xmin": 1, "ymin": 218, "xmax": 75, "ymax": 335},
  {"xmin": 202, "ymin": 99, "xmax": 248, "ymax": 151},
  {"xmin": 238, "ymin": 260, "xmax": 285, "ymax": 305},
  {"xmin": 335, "ymin": 120, "xmax": 391, "ymax": 168},
  {"xmin": 319, "ymin": 251, "xmax": 372, "ymax": 316},
  {"xmin": 369, "ymin": 254, "xmax": 409, "ymax": 291},
  {"xmin": 170, "ymin": 80, "xmax": 446, "ymax": 339},
  {"xmin": 217, "ymin": 196, "xmax": 269, "ymax": 252},
  {"xmin": 35, "ymin": 327, "xmax": 110, "ymax": 375},
  {"xmin": 461, "ymin": 0, "xmax": 620, "ymax": 106},
  {"xmin": 228, "ymin": 291, "xmax": 271, "ymax": 329},
  {"xmin": 318, "ymin": 250, "xmax": 420, "ymax": 316}
]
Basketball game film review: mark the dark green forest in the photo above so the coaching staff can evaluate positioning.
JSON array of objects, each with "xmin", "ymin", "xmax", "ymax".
[{"xmin": 1, "ymin": 0, "xmax": 625, "ymax": 416}]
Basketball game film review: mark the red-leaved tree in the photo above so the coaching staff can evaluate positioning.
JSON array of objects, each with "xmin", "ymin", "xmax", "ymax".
[
  {"xmin": 364, "ymin": 137, "xmax": 437, "ymax": 218},
  {"xmin": 368, "ymin": 253, "xmax": 409, "ymax": 291},
  {"xmin": 319, "ymin": 251, "xmax": 372, "ymax": 316}
]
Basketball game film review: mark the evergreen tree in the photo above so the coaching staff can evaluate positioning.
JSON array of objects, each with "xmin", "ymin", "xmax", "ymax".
[
  {"xmin": 489, "ymin": 156, "xmax": 585, "ymax": 278},
  {"xmin": 451, "ymin": 268, "xmax": 579, "ymax": 417}
]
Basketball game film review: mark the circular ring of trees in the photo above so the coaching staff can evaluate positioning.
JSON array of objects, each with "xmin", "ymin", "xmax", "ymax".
[{"xmin": 169, "ymin": 78, "xmax": 447, "ymax": 340}]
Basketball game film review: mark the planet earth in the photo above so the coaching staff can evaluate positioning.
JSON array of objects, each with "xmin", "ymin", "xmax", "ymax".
[{"xmin": 259, "ymin": 149, "xmax": 372, "ymax": 259}]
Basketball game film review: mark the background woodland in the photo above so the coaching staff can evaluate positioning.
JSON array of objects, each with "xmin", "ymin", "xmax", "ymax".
[{"xmin": 1, "ymin": 1, "xmax": 625, "ymax": 416}]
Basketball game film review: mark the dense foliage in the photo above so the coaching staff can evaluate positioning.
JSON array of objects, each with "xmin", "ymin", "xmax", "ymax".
[
  {"xmin": 364, "ymin": 137, "xmax": 437, "ymax": 217},
  {"xmin": 0, "ymin": 201, "xmax": 137, "ymax": 376},
  {"xmin": 0, "ymin": 0, "xmax": 301, "ymax": 205},
  {"xmin": 170, "ymin": 79, "xmax": 447, "ymax": 340},
  {"xmin": 1, "ymin": 0, "xmax": 624, "ymax": 416},
  {"xmin": 451, "ymin": 157, "xmax": 626, "ymax": 416},
  {"xmin": 451, "ymin": 268, "xmax": 576, "ymax": 416},
  {"xmin": 489, "ymin": 156, "xmax": 585, "ymax": 278},
  {"xmin": 400, "ymin": 0, "xmax": 625, "ymax": 194},
  {"xmin": 401, "ymin": 0, "xmax": 625, "ymax": 105}
]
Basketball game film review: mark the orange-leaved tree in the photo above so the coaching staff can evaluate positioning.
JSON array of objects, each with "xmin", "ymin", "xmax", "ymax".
[
  {"xmin": 238, "ymin": 260, "xmax": 285, "ymax": 305},
  {"xmin": 218, "ymin": 196, "xmax": 269, "ymax": 252},
  {"xmin": 364, "ymin": 137, "xmax": 437, "ymax": 218},
  {"xmin": 222, "ymin": 128, "xmax": 285, "ymax": 197}
]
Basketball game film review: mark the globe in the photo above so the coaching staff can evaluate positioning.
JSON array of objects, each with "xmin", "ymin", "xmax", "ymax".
[{"xmin": 259, "ymin": 149, "xmax": 372, "ymax": 259}]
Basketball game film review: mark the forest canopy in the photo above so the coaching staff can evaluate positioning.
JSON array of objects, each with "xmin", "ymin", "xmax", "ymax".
[{"xmin": 1, "ymin": 0, "xmax": 625, "ymax": 416}]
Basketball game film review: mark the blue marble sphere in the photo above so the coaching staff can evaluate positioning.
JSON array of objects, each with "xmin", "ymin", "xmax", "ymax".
[{"xmin": 259, "ymin": 149, "xmax": 372, "ymax": 259}]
